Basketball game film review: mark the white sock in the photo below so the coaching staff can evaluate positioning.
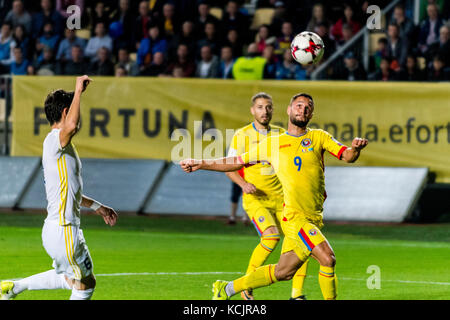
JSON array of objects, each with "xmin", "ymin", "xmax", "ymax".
[
  {"xmin": 225, "ymin": 282, "xmax": 236, "ymax": 297},
  {"xmin": 70, "ymin": 288, "xmax": 94, "ymax": 300},
  {"xmin": 13, "ymin": 270, "xmax": 72, "ymax": 294}
]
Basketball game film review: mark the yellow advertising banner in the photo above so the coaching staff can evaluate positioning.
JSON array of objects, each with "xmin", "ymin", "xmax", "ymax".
[{"xmin": 12, "ymin": 76, "xmax": 450, "ymax": 182}]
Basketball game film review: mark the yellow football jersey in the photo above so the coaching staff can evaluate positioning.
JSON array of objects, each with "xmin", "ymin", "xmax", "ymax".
[
  {"xmin": 228, "ymin": 123, "xmax": 285, "ymax": 197},
  {"xmin": 239, "ymin": 128, "xmax": 347, "ymax": 226}
]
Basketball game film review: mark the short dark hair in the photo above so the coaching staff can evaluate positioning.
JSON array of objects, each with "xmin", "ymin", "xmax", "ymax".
[
  {"xmin": 44, "ymin": 90, "xmax": 74, "ymax": 125},
  {"xmin": 251, "ymin": 92, "xmax": 272, "ymax": 105},
  {"xmin": 290, "ymin": 93, "xmax": 314, "ymax": 105}
]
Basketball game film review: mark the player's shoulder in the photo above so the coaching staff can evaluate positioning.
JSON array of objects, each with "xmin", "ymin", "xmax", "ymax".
[
  {"xmin": 269, "ymin": 124, "xmax": 286, "ymax": 133},
  {"xmin": 43, "ymin": 129, "xmax": 62, "ymax": 151},
  {"xmin": 234, "ymin": 123, "xmax": 254, "ymax": 136},
  {"xmin": 308, "ymin": 128, "xmax": 332, "ymax": 138}
]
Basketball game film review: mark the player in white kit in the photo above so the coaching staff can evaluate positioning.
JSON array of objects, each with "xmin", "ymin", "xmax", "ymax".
[{"xmin": 0, "ymin": 76, "xmax": 118, "ymax": 300}]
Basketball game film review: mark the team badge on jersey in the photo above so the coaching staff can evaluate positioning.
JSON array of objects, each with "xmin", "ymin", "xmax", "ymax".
[
  {"xmin": 309, "ymin": 229, "xmax": 317, "ymax": 236},
  {"xmin": 301, "ymin": 138, "xmax": 312, "ymax": 148},
  {"xmin": 259, "ymin": 216, "xmax": 265, "ymax": 223}
]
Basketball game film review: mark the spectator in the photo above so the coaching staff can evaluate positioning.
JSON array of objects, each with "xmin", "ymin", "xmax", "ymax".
[
  {"xmin": 34, "ymin": 46, "xmax": 60, "ymax": 75},
  {"xmin": 306, "ymin": 3, "xmax": 329, "ymax": 32},
  {"xmin": 368, "ymin": 57, "xmax": 396, "ymax": 81},
  {"xmin": 255, "ymin": 24, "xmax": 277, "ymax": 54},
  {"xmin": 0, "ymin": 0, "xmax": 13, "ymax": 24},
  {"xmin": 336, "ymin": 23, "xmax": 361, "ymax": 59},
  {"xmin": 115, "ymin": 65, "xmax": 128, "ymax": 77},
  {"xmin": 116, "ymin": 47, "xmax": 139, "ymax": 76},
  {"xmin": 110, "ymin": 0, "xmax": 135, "ymax": 50},
  {"xmin": 418, "ymin": 3, "xmax": 444, "ymax": 54},
  {"xmin": 262, "ymin": 44, "xmax": 277, "ymax": 79},
  {"xmin": 397, "ymin": 54, "xmax": 426, "ymax": 81},
  {"xmin": 35, "ymin": 22, "xmax": 60, "ymax": 64},
  {"xmin": 88, "ymin": 47, "xmax": 115, "ymax": 75},
  {"xmin": 141, "ymin": 51, "xmax": 166, "ymax": 76},
  {"xmin": 0, "ymin": 23, "xmax": 13, "ymax": 72},
  {"xmin": 168, "ymin": 20, "xmax": 196, "ymax": 60},
  {"xmin": 31, "ymin": 0, "xmax": 64, "ymax": 39},
  {"xmin": 60, "ymin": 44, "xmax": 88, "ymax": 75},
  {"xmin": 137, "ymin": 24, "xmax": 168, "ymax": 68},
  {"xmin": 133, "ymin": 0, "xmax": 155, "ymax": 49},
  {"xmin": 390, "ymin": 4, "xmax": 415, "ymax": 40},
  {"xmin": 314, "ymin": 22, "xmax": 335, "ymax": 60},
  {"xmin": 232, "ymin": 43, "xmax": 266, "ymax": 80},
  {"xmin": 331, "ymin": 4, "xmax": 361, "ymax": 42},
  {"xmin": 90, "ymin": 1, "xmax": 111, "ymax": 37},
  {"xmin": 336, "ymin": 51, "xmax": 367, "ymax": 81},
  {"xmin": 160, "ymin": 2, "xmax": 180, "ymax": 39},
  {"xmin": 196, "ymin": 22, "xmax": 221, "ymax": 57},
  {"xmin": 425, "ymin": 25, "xmax": 449, "ymax": 67},
  {"xmin": 372, "ymin": 37, "xmax": 388, "ymax": 70},
  {"xmin": 194, "ymin": 1, "xmax": 220, "ymax": 39},
  {"xmin": 56, "ymin": 28, "xmax": 86, "ymax": 62},
  {"xmin": 5, "ymin": 0, "xmax": 32, "ymax": 34},
  {"xmin": 10, "ymin": 46, "xmax": 30, "ymax": 75},
  {"xmin": 386, "ymin": 23, "xmax": 409, "ymax": 69},
  {"xmin": 275, "ymin": 49, "xmax": 306, "ymax": 80},
  {"xmin": 224, "ymin": 28, "xmax": 243, "ymax": 58},
  {"xmin": 163, "ymin": 43, "xmax": 195, "ymax": 77},
  {"xmin": 11, "ymin": 24, "xmax": 30, "ymax": 61},
  {"xmin": 221, "ymin": 0, "xmax": 249, "ymax": 36},
  {"xmin": 84, "ymin": 22, "xmax": 113, "ymax": 60},
  {"xmin": 275, "ymin": 21, "xmax": 294, "ymax": 56},
  {"xmin": 56, "ymin": 0, "xmax": 84, "ymax": 19},
  {"xmin": 427, "ymin": 54, "xmax": 449, "ymax": 81},
  {"xmin": 218, "ymin": 45, "xmax": 234, "ymax": 79},
  {"xmin": 195, "ymin": 44, "xmax": 219, "ymax": 78}
]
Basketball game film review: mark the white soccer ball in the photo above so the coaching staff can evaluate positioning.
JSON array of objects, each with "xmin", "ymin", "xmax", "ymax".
[{"xmin": 291, "ymin": 31, "xmax": 325, "ymax": 65}]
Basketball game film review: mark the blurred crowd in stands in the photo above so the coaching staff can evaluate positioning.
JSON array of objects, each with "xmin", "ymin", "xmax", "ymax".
[{"xmin": 0, "ymin": 0, "xmax": 448, "ymax": 81}]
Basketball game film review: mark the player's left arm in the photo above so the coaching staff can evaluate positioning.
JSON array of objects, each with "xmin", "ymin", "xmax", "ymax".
[
  {"xmin": 341, "ymin": 137, "xmax": 369, "ymax": 163},
  {"xmin": 81, "ymin": 195, "xmax": 118, "ymax": 227}
]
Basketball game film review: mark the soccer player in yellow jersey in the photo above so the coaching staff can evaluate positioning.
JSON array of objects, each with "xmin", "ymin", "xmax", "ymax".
[
  {"xmin": 180, "ymin": 93, "xmax": 369, "ymax": 300},
  {"xmin": 226, "ymin": 93, "xmax": 308, "ymax": 300}
]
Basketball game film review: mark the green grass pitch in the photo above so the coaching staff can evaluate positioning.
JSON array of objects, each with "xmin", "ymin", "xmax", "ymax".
[{"xmin": 0, "ymin": 212, "xmax": 449, "ymax": 300}]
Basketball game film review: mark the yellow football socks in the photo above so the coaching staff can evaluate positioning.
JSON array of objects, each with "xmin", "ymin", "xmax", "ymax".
[
  {"xmin": 245, "ymin": 233, "xmax": 280, "ymax": 275},
  {"xmin": 233, "ymin": 264, "xmax": 278, "ymax": 293},
  {"xmin": 291, "ymin": 259, "xmax": 309, "ymax": 298},
  {"xmin": 318, "ymin": 265, "xmax": 337, "ymax": 300}
]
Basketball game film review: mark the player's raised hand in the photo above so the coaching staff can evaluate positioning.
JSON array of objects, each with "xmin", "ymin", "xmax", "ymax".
[
  {"xmin": 96, "ymin": 205, "xmax": 118, "ymax": 227},
  {"xmin": 352, "ymin": 137, "xmax": 369, "ymax": 151},
  {"xmin": 75, "ymin": 75, "xmax": 93, "ymax": 93},
  {"xmin": 179, "ymin": 159, "xmax": 202, "ymax": 173}
]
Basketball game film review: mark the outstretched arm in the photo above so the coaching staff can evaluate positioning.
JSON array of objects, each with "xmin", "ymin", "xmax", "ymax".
[
  {"xmin": 341, "ymin": 137, "xmax": 369, "ymax": 163},
  {"xmin": 59, "ymin": 75, "xmax": 92, "ymax": 148},
  {"xmin": 180, "ymin": 156, "xmax": 245, "ymax": 173},
  {"xmin": 81, "ymin": 195, "xmax": 118, "ymax": 227}
]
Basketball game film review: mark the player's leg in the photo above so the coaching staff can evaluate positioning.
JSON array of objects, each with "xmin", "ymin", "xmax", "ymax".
[
  {"xmin": 228, "ymin": 182, "xmax": 241, "ymax": 225},
  {"xmin": 242, "ymin": 200, "xmax": 281, "ymax": 299},
  {"xmin": 214, "ymin": 249, "xmax": 303, "ymax": 300},
  {"xmin": 0, "ymin": 270, "xmax": 72, "ymax": 300},
  {"xmin": 68, "ymin": 274, "xmax": 96, "ymax": 300},
  {"xmin": 310, "ymin": 240, "xmax": 337, "ymax": 300},
  {"xmin": 290, "ymin": 259, "xmax": 309, "ymax": 300}
]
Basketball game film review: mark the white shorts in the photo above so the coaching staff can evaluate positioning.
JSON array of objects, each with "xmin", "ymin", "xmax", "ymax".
[{"xmin": 42, "ymin": 220, "xmax": 94, "ymax": 281}]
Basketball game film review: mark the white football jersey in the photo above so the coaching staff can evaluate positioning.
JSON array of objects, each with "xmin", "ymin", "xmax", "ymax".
[{"xmin": 42, "ymin": 129, "xmax": 83, "ymax": 226}]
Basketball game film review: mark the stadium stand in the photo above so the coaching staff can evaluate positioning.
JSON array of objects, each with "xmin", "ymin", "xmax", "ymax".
[{"xmin": 0, "ymin": 0, "xmax": 447, "ymax": 81}]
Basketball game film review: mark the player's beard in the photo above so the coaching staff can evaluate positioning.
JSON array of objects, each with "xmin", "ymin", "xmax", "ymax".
[
  {"xmin": 256, "ymin": 115, "xmax": 271, "ymax": 126},
  {"xmin": 290, "ymin": 115, "xmax": 310, "ymax": 128}
]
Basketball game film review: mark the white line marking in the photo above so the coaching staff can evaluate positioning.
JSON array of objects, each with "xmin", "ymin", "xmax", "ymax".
[
  {"xmin": 95, "ymin": 272, "xmax": 242, "ymax": 277},
  {"xmin": 93, "ymin": 272, "xmax": 450, "ymax": 286}
]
